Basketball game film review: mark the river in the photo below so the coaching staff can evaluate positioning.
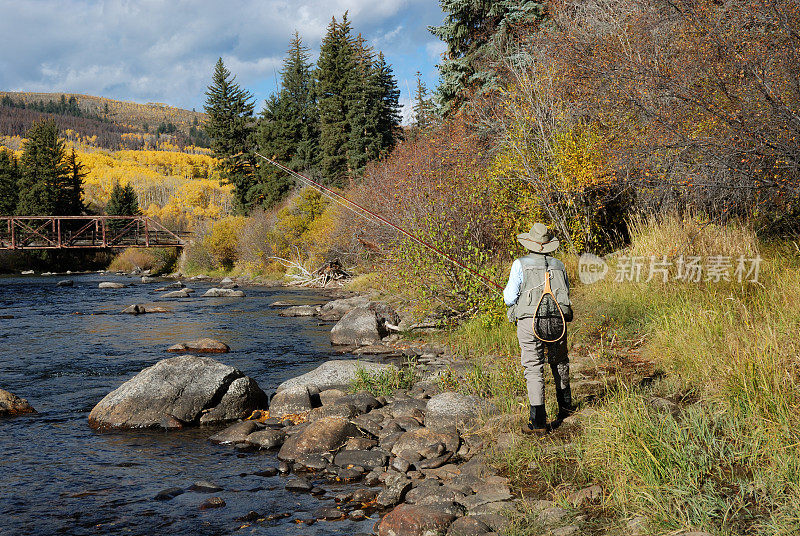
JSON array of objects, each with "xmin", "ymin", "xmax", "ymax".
[{"xmin": 0, "ymin": 273, "xmax": 375, "ymax": 536}]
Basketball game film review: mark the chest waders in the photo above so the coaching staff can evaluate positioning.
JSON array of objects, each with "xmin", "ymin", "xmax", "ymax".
[{"xmin": 533, "ymin": 256, "xmax": 566, "ymax": 343}]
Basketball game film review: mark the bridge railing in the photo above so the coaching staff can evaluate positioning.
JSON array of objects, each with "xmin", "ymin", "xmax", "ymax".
[{"xmin": 0, "ymin": 216, "xmax": 187, "ymax": 250}]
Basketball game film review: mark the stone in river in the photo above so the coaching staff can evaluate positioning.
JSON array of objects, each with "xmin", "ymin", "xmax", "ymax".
[
  {"xmin": 333, "ymin": 449, "xmax": 389, "ymax": 470},
  {"xmin": 246, "ymin": 429, "xmax": 286, "ymax": 449},
  {"xmin": 277, "ymin": 416, "xmax": 361, "ymax": 462},
  {"xmin": 57, "ymin": 280, "xmax": 74, "ymax": 287},
  {"xmin": 162, "ymin": 289, "xmax": 191, "ymax": 298},
  {"xmin": 199, "ymin": 496, "xmax": 226, "ymax": 509},
  {"xmin": 254, "ymin": 467, "xmax": 278, "ymax": 477},
  {"xmin": 209, "ymin": 420, "xmax": 260, "ymax": 444},
  {"xmin": 99, "ymin": 282, "xmax": 126, "ymax": 289},
  {"xmin": 330, "ymin": 307, "xmax": 384, "ymax": 346},
  {"xmin": 269, "ymin": 385, "xmax": 314, "ymax": 419},
  {"xmin": 167, "ymin": 338, "xmax": 230, "ymax": 354},
  {"xmin": 285, "ymin": 476, "xmax": 313, "ymax": 492},
  {"xmin": 154, "ymin": 487, "xmax": 184, "ymax": 501},
  {"xmin": 88, "ymin": 355, "xmax": 268, "ymax": 429},
  {"xmin": 203, "ymin": 287, "xmax": 245, "ymax": 297},
  {"xmin": 189, "ymin": 481, "xmax": 223, "ymax": 493},
  {"xmin": 122, "ymin": 304, "xmax": 170, "ymax": 315},
  {"xmin": 0, "ymin": 389, "xmax": 36, "ymax": 416},
  {"xmin": 279, "ymin": 305, "xmax": 319, "ymax": 317}
]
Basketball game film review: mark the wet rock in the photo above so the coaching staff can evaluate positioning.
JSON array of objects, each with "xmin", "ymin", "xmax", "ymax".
[
  {"xmin": 162, "ymin": 289, "xmax": 191, "ymax": 298},
  {"xmin": 447, "ymin": 516, "xmax": 492, "ymax": 536},
  {"xmin": 426, "ymin": 392, "xmax": 493, "ymax": 431},
  {"xmin": 277, "ymin": 416, "xmax": 361, "ymax": 462},
  {"xmin": 141, "ymin": 276, "xmax": 157, "ymax": 283},
  {"xmin": 285, "ymin": 476, "xmax": 313, "ymax": 492},
  {"xmin": 238, "ymin": 511, "xmax": 261, "ymax": 522},
  {"xmin": 376, "ymin": 472, "xmax": 412, "ymax": 508},
  {"xmin": 246, "ymin": 429, "xmax": 286, "ymax": 449},
  {"xmin": 391, "ymin": 428, "xmax": 460, "ymax": 459},
  {"xmin": 568, "ymin": 484, "xmax": 602, "ymax": 507},
  {"xmin": 0, "ymin": 389, "xmax": 36, "ymax": 416},
  {"xmin": 336, "ymin": 466, "xmax": 365, "ymax": 481},
  {"xmin": 254, "ymin": 467, "xmax": 279, "ymax": 477},
  {"xmin": 203, "ymin": 287, "xmax": 245, "ymax": 297},
  {"xmin": 334, "ymin": 450, "xmax": 389, "ymax": 470},
  {"xmin": 269, "ymin": 300, "xmax": 291, "ymax": 307},
  {"xmin": 315, "ymin": 506, "xmax": 345, "ymax": 520},
  {"xmin": 155, "ymin": 281, "xmax": 185, "ymax": 291},
  {"xmin": 99, "ymin": 282, "xmax": 126, "ymax": 289},
  {"xmin": 352, "ymin": 487, "xmax": 379, "ymax": 503},
  {"xmin": 295, "ymin": 453, "xmax": 329, "ymax": 472},
  {"xmin": 349, "ymin": 509, "xmax": 367, "ymax": 521},
  {"xmin": 308, "ymin": 403, "xmax": 357, "ymax": 422},
  {"xmin": 270, "ymin": 385, "xmax": 314, "ymax": 419},
  {"xmin": 330, "ymin": 307, "xmax": 384, "ymax": 346},
  {"xmin": 167, "ymin": 338, "xmax": 230, "ymax": 354},
  {"xmin": 159, "ymin": 415, "xmax": 184, "ymax": 430},
  {"xmin": 276, "ymin": 359, "xmax": 393, "ymax": 393},
  {"xmin": 88, "ymin": 355, "xmax": 268, "ymax": 429},
  {"xmin": 377, "ymin": 504, "xmax": 456, "ymax": 536},
  {"xmin": 279, "ymin": 305, "xmax": 319, "ymax": 317},
  {"xmin": 122, "ymin": 304, "xmax": 170, "ymax": 314},
  {"xmin": 189, "ymin": 481, "xmax": 223, "ymax": 493},
  {"xmin": 154, "ymin": 487, "xmax": 184, "ymax": 501},
  {"xmin": 57, "ymin": 279, "xmax": 74, "ymax": 287},
  {"xmin": 278, "ymin": 461, "xmax": 291, "ymax": 474},
  {"xmin": 199, "ymin": 496, "xmax": 226, "ymax": 509}
]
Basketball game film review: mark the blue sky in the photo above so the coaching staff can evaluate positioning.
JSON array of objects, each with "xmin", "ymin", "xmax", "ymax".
[{"xmin": 0, "ymin": 0, "xmax": 447, "ymax": 122}]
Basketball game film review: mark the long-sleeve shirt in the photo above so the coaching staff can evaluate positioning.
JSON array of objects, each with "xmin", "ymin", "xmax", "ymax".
[{"xmin": 503, "ymin": 259, "xmax": 524, "ymax": 307}]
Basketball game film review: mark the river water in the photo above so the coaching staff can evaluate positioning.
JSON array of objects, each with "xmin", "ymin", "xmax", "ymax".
[{"xmin": 0, "ymin": 274, "xmax": 375, "ymax": 536}]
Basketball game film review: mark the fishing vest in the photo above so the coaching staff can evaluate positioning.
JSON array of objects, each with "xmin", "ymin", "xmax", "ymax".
[{"xmin": 510, "ymin": 254, "xmax": 572, "ymax": 321}]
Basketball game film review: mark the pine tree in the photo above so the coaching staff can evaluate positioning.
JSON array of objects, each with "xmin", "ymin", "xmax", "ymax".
[
  {"xmin": 316, "ymin": 14, "xmax": 356, "ymax": 186},
  {"xmin": 256, "ymin": 32, "xmax": 318, "ymax": 207},
  {"xmin": 204, "ymin": 58, "xmax": 257, "ymax": 211},
  {"xmin": 16, "ymin": 120, "xmax": 69, "ymax": 216},
  {"xmin": 430, "ymin": 0, "xmax": 544, "ymax": 115},
  {"xmin": 0, "ymin": 148, "xmax": 19, "ymax": 215},
  {"xmin": 59, "ymin": 148, "xmax": 85, "ymax": 215},
  {"xmin": 106, "ymin": 181, "xmax": 140, "ymax": 232},
  {"xmin": 374, "ymin": 52, "xmax": 403, "ymax": 154},
  {"xmin": 345, "ymin": 35, "xmax": 383, "ymax": 176}
]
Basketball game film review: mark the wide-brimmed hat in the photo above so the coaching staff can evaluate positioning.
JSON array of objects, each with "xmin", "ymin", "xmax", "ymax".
[{"xmin": 517, "ymin": 223, "xmax": 560, "ymax": 253}]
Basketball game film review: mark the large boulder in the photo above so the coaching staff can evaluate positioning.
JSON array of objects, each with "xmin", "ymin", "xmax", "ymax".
[
  {"xmin": 0, "ymin": 389, "xmax": 36, "ymax": 416},
  {"xmin": 330, "ymin": 307, "xmax": 384, "ymax": 346},
  {"xmin": 378, "ymin": 504, "xmax": 456, "ymax": 536},
  {"xmin": 279, "ymin": 305, "xmax": 319, "ymax": 317},
  {"xmin": 276, "ymin": 360, "xmax": 393, "ymax": 392},
  {"xmin": 425, "ymin": 392, "xmax": 494, "ymax": 431},
  {"xmin": 162, "ymin": 289, "xmax": 191, "ymax": 298},
  {"xmin": 167, "ymin": 338, "xmax": 230, "ymax": 354},
  {"xmin": 203, "ymin": 288, "xmax": 245, "ymax": 298},
  {"xmin": 122, "ymin": 304, "xmax": 169, "ymax": 315},
  {"xmin": 277, "ymin": 416, "xmax": 361, "ymax": 461},
  {"xmin": 99, "ymin": 282, "xmax": 126, "ymax": 289},
  {"xmin": 88, "ymin": 355, "xmax": 268, "ymax": 430}
]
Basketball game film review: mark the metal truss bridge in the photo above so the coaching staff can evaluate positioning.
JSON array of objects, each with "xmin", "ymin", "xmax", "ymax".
[{"xmin": 0, "ymin": 216, "xmax": 187, "ymax": 250}]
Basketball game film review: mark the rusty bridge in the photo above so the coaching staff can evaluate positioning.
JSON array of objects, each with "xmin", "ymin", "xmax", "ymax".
[{"xmin": 0, "ymin": 216, "xmax": 187, "ymax": 250}]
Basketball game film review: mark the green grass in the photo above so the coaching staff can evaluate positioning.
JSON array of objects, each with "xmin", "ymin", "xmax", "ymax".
[{"xmin": 350, "ymin": 358, "xmax": 420, "ymax": 397}]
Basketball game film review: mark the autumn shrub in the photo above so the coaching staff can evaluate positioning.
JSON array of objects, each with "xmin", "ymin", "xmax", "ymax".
[
  {"xmin": 108, "ymin": 247, "xmax": 178, "ymax": 274},
  {"xmin": 235, "ymin": 209, "xmax": 276, "ymax": 274},
  {"xmin": 266, "ymin": 187, "xmax": 333, "ymax": 271},
  {"xmin": 203, "ymin": 216, "xmax": 248, "ymax": 270}
]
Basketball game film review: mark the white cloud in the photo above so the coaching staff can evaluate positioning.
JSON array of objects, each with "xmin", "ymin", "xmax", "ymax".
[
  {"xmin": 0, "ymin": 0, "xmax": 443, "ymax": 111},
  {"xmin": 426, "ymin": 40, "xmax": 447, "ymax": 61}
]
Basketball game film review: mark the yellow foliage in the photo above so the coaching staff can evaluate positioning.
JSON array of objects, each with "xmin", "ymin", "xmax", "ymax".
[{"xmin": 203, "ymin": 216, "xmax": 248, "ymax": 269}]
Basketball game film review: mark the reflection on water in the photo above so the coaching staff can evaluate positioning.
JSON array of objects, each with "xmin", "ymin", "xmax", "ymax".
[{"xmin": 0, "ymin": 274, "xmax": 372, "ymax": 536}]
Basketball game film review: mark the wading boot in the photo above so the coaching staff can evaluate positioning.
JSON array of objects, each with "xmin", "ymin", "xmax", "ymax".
[
  {"xmin": 522, "ymin": 404, "xmax": 549, "ymax": 436},
  {"xmin": 555, "ymin": 386, "xmax": 575, "ymax": 422}
]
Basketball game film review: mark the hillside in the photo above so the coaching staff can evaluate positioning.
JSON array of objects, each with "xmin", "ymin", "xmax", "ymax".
[{"xmin": 0, "ymin": 91, "xmax": 209, "ymax": 149}]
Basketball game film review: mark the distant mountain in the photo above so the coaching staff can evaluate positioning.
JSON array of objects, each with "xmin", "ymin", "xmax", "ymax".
[{"xmin": 0, "ymin": 91, "xmax": 209, "ymax": 150}]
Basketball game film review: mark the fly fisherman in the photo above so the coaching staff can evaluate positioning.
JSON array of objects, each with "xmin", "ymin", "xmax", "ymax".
[{"xmin": 504, "ymin": 223, "xmax": 574, "ymax": 435}]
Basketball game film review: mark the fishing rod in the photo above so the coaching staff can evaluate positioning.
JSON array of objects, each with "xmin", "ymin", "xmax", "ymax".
[{"xmin": 255, "ymin": 152, "xmax": 504, "ymax": 296}]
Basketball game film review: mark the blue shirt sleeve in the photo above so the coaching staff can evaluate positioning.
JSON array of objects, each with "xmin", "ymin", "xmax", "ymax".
[{"xmin": 503, "ymin": 259, "xmax": 523, "ymax": 306}]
